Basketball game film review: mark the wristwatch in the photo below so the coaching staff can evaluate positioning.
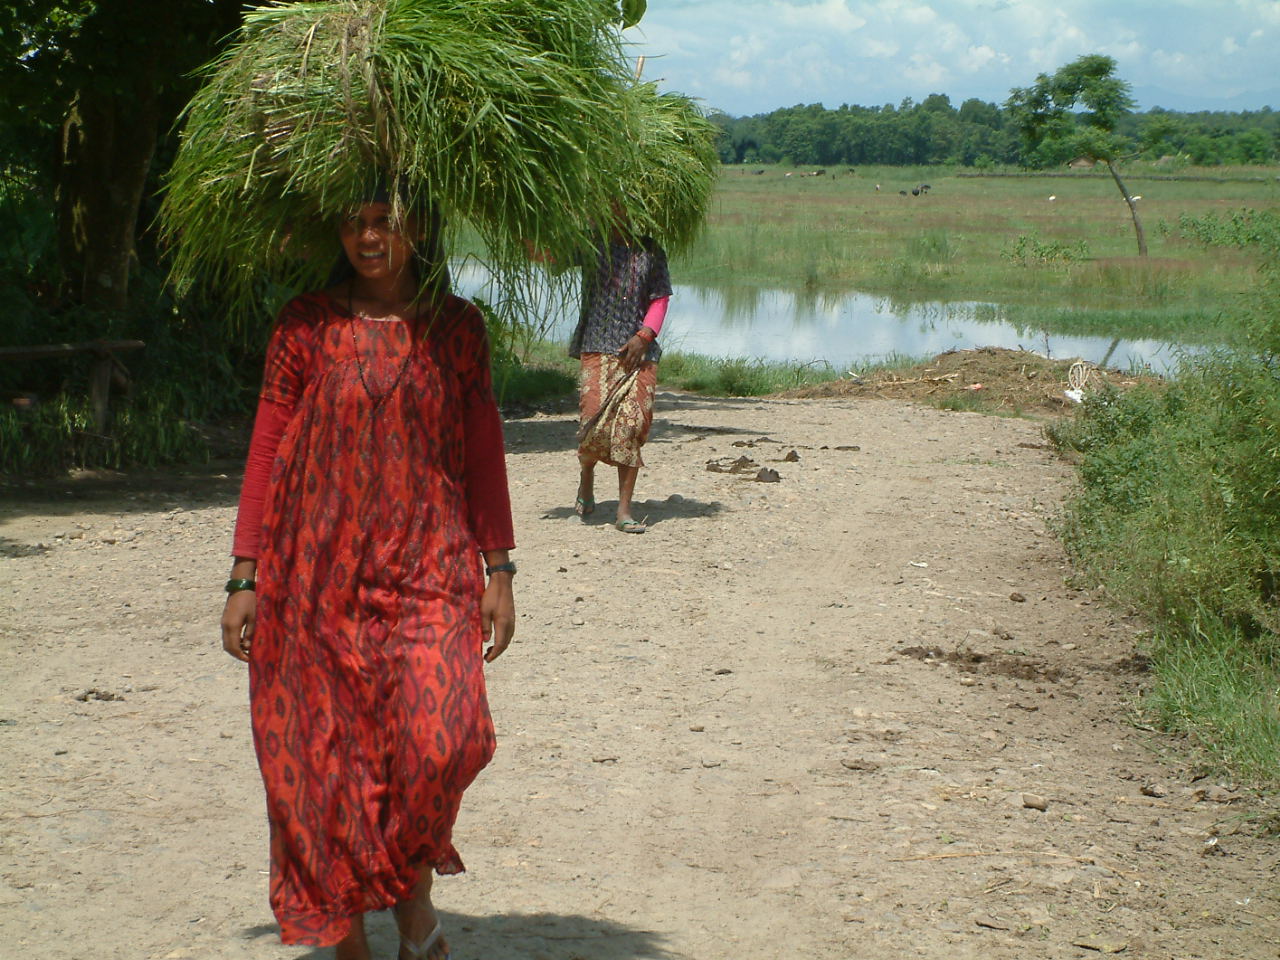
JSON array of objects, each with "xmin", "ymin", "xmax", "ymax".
[{"xmin": 485, "ymin": 561, "xmax": 517, "ymax": 576}]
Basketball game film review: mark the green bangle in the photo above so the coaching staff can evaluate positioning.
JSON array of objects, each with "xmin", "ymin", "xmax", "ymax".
[
  {"xmin": 485, "ymin": 561, "xmax": 517, "ymax": 577},
  {"xmin": 225, "ymin": 578, "xmax": 256, "ymax": 594}
]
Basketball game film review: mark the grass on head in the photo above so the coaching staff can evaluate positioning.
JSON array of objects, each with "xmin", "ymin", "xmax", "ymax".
[{"xmin": 161, "ymin": 0, "xmax": 717, "ymax": 335}]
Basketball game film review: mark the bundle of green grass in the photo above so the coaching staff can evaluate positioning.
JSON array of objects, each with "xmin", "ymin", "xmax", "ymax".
[{"xmin": 161, "ymin": 0, "xmax": 717, "ymax": 328}]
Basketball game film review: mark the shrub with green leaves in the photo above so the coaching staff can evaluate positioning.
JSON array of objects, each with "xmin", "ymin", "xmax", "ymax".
[
  {"xmin": 1055, "ymin": 359, "xmax": 1280, "ymax": 644},
  {"xmin": 1001, "ymin": 233, "xmax": 1089, "ymax": 266},
  {"xmin": 1049, "ymin": 211, "xmax": 1280, "ymax": 778}
]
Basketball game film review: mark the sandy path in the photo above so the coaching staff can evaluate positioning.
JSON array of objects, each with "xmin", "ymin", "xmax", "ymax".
[{"xmin": 2, "ymin": 392, "xmax": 1276, "ymax": 959}]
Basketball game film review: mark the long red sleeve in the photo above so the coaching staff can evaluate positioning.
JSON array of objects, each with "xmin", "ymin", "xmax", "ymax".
[
  {"xmin": 231, "ymin": 397, "xmax": 294, "ymax": 558},
  {"xmin": 463, "ymin": 395, "xmax": 515, "ymax": 552}
]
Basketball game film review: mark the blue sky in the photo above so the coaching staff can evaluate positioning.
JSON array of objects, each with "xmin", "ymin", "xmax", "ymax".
[{"xmin": 627, "ymin": 0, "xmax": 1280, "ymax": 115}]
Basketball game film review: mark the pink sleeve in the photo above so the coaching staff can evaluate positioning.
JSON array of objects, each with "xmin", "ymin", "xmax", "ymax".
[
  {"xmin": 641, "ymin": 295, "xmax": 669, "ymax": 337},
  {"xmin": 230, "ymin": 398, "xmax": 293, "ymax": 558}
]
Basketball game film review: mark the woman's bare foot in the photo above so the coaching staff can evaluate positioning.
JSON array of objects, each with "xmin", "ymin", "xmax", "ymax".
[
  {"xmin": 333, "ymin": 915, "xmax": 371, "ymax": 960},
  {"xmin": 395, "ymin": 868, "xmax": 449, "ymax": 960}
]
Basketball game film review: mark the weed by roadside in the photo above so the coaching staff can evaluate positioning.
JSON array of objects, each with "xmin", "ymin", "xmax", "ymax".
[{"xmin": 1046, "ymin": 209, "xmax": 1280, "ymax": 783}]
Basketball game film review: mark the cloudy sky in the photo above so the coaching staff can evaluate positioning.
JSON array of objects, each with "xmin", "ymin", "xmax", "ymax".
[{"xmin": 627, "ymin": 0, "xmax": 1280, "ymax": 115}]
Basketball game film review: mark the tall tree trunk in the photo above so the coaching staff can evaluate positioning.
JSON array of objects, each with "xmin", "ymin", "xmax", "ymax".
[
  {"xmin": 1106, "ymin": 160, "xmax": 1148, "ymax": 257},
  {"xmin": 56, "ymin": 82, "xmax": 160, "ymax": 310}
]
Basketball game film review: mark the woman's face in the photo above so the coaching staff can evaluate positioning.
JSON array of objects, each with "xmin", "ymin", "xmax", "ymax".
[{"xmin": 339, "ymin": 202, "xmax": 421, "ymax": 284}]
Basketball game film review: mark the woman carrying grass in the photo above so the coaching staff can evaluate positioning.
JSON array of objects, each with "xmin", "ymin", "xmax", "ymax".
[
  {"xmin": 570, "ymin": 222, "xmax": 672, "ymax": 533},
  {"xmin": 220, "ymin": 192, "xmax": 516, "ymax": 960}
]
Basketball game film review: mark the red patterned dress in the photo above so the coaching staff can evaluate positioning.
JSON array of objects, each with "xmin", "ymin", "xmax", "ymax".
[{"xmin": 239, "ymin": 291, "xmax": 512, "ymax": 946}]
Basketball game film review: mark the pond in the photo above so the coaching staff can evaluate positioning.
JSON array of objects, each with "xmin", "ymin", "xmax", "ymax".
[{"xmin": 454, "ymin": 265, "xmax": 1190, "ymax": 376}]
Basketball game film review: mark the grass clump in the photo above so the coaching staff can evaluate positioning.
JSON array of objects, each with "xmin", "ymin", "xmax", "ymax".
[
  {"xmin": 1001, "ymin": 233, "xmax": 1090, "ymax": 266},
  {"xmin": 2, "ymin": 388, "xmax": 208, "ymax": 475},
  {"xmin": 658, "ymin": 352, "xmax": 841, "ymax": 396}
]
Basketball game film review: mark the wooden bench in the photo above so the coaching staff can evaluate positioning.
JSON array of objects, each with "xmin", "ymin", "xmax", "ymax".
[{"xmin": 0, "ymin": 339, "xmax": 145, "ymax": 435}]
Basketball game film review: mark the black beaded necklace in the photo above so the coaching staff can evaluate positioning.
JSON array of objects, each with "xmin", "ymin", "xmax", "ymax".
[{"xmin": 348, "ymin": 280, "xmax": 416, "ymax": 409}]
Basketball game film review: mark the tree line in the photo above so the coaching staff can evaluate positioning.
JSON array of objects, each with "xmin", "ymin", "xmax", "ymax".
[{"xmin": 710, "ymin": 95, "xmax": 1280, "ymax": 169}]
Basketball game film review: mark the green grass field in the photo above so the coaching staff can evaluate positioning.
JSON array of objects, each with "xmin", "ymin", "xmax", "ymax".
[{"xmin": 674, "ymin": 163, "xmax": 1280, "ymax": 345}]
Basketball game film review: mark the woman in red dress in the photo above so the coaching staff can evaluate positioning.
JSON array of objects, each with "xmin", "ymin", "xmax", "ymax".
[{"xmin": 220, "ymin": 197, "xmax": 516, "ymax": 960}]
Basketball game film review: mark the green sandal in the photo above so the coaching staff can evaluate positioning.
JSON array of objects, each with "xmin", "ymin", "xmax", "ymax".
[
  {"xmin": 615, "ymin": 518, "xmax": 647, "ymax": 534},
  {"xmin": 575, "ymin": 496, "xmax": 595, "ymax": 517}
]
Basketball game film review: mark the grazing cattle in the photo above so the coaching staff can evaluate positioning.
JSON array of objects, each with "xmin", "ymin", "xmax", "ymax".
[
  {"xmin": 811, "ymin": 169, "xmax": 826, "ymax": 176},
  {"xmin": 751, "ymin": 168, "xmax": 765, "ymax": 175},
  {"xmin": 898, "ymin": 190, "xmax": 908, "ymax": 195},
  {"xmin": 911, "ymin": 187, "xmax": 920, "ymax": 196}
]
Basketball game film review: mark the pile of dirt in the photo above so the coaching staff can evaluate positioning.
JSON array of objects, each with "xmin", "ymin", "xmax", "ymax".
[{"xmin": 781, "ymin": 346, "xmax": 1163, "ymax": 416}]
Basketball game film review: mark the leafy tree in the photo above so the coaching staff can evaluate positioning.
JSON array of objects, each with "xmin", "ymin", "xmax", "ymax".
[
  {"xmin": 708, "ymin": 91, "xmax": 1272, "ymax": 171},
  {"xmin": 1232, "ymin": 129, "xmax": 1273, "ymax": 164},
  {"xmin": 1006, "ymin": 54, "xmax": 1148, "ymax": 255},
  {"xmin": 1139, "ymin": 112, "xmax": 1188, "ymax": 158},
  {"xmin": 1, "ymin": 0, "xmax": 243, "ymax": 310},
  {"xmin": 957, "ymin": 97, "xmax": 1001, "ymax": 128},
  {"xmin": 920, "ymin": 93, "xmax": 955, "ymax": 116}
]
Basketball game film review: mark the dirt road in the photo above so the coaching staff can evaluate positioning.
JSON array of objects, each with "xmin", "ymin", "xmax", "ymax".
[{"xmin": 2, "ymin": 390, "xmax": 1276, "ymax": 959}]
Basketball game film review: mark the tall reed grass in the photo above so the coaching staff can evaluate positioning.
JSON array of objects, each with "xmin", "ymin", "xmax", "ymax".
[{"xmin": 676, "ymin": 164, "xmax": 1276, "ymax": 345}]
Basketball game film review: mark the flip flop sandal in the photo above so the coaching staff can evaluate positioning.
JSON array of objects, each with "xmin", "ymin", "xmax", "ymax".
[
  {"xmin": 401, "ymin": 920, "xmax": 448, "ymax": 960},
  {"xmin": 575, "ymin": 496, "xmax": 595, "ymax": 517},
  {"xmin": 615, "ymin": 518, "xmax": 647, "ymax": 534}
]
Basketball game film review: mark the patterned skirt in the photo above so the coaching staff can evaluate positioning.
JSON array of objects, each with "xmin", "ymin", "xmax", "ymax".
[{"xmin": 577, "ymin": 353, "xmax": 658, "ymax": 468}]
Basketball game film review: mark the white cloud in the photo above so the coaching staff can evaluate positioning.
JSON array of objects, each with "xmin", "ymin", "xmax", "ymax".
[
  {"xmin": 1239, "ymin": 0, "xmax": 1280, "ymax": 26},
  {"xmin": 958, "ymin": 44, "xmax": 1003, "ymax": 73},
  {"xmin": 904, "ymin": 53, "xmax": 950, "ymax": 87},
  {"xmin": 867, "ymin": 0, "xmax": 940, "ymax": 29},
  {"xmin": 861, "ymin": 38, "xmax": 900, "ymax": 58},
  {"xmin": 713, "ymin": 33, "xmax": 769, "ymax": 91},
  {"xmin": 779, "ymin": 0, "xmax": 867, "ymax": 33},
  {"xmin": 633, "ymin": 0, "xmax": 1279, "ymax": 114},
  {"xmin": 1105, "ymin": 40, "xmax": 1144, "ymax": 61}
]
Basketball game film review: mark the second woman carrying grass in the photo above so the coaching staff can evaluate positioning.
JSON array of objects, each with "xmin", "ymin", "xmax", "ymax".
[{"xmin": 568, "ymin": 222, "xmax": 672, "ymax": 533}]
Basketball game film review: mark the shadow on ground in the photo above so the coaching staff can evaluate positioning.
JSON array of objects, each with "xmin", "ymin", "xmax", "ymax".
[
  {"xmin": 505, "ymin": 411, "xmax": 767, "ymax": 457},
  {"xmin": 0, "ymin": 460, "xmax": 245, "ymax": 523},
  {"xmin": 541, "ymin": 494, "xmax": 724, "ymax": 528},
  {"xmin": 245, "ymin": 909, "xmax": 673, "ymax": 959}
]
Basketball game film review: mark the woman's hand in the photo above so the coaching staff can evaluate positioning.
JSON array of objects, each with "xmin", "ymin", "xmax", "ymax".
[
  {"xmin": 481, "ymin": 574, "xmax": 516, "ymax": 662},
  {"xmin": 221, "ymin": 590, "xmax": 257, "ymax": 662},
  {"xmin": 618, "ymin": 334, "xmax": 648, "ymax": 373}
]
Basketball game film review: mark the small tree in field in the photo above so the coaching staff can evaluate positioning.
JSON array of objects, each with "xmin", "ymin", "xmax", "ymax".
[{"xmin": 1006, "ymin": 54, "xmax": 1148, "ymax": 256}]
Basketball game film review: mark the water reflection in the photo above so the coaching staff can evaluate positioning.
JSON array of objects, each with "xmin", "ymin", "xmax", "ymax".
[{"xmin": 453, "ymin": 263, "xmax": 1187, "ymax": 376}]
